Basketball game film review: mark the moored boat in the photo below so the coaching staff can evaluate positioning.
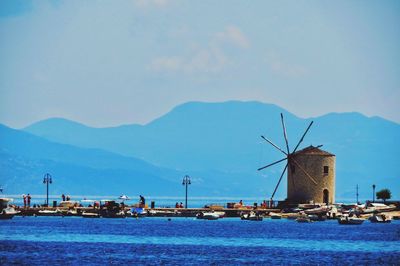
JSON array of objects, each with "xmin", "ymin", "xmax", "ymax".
[
  {"xmin": 82, "ymin": 212, "xmax": 100, "ymax": 218},
  {"xmin": 304, "ymin": 206, "xmax": 329, "ymax": 215},
  {"xmin": 241, "ymin": 212, "xmax": 263, "ymax": 221},
  {"xmin": 0, "ymin": 198, "xmax": 18, "ymax": 219},
  {"xmin": 196, "ymin": 211, "xmax": 220, "ymax": 220},
  {"xmin": 369, "ymin": 203, "xmax": 397, "ymax": 213},
  {"xmin": 37, "ymin": 209, "xmax": 63, "ymax": 216},
  {"xmin": 338, "ymin": 216, "xmax": 365, "ymax": 225},
  {"xmin": 369, "ymin": 214, "xmax": 391, "ymax": 223},
  {"xmin": 270, "ymin": 212, "xmax": 282, "ymax": 219},
  {"xmin": 308, "ymin": 214, "xmax": 327, "ymax": 221}
]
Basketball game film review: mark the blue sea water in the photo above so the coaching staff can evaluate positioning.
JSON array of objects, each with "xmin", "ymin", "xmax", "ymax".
[{"xmin": 1, "ymin": 217, "xmax": 399, "ymax": 265}]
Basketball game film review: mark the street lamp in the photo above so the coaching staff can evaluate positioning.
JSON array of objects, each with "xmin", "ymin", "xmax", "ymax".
[
  {"xmin": 356, "ymin": 184, "xmax": 359, "ymax": 204},
  {"xmin": 43, "ymin": 173, "xmax": 52, "ymax": 207},
  {"xmin": 372, "ymin": 184, "xmax": 376, "ymax": 202},
  {"xmin": 182, "ymin": 175, "xmax": 191, "ymax": 208}
]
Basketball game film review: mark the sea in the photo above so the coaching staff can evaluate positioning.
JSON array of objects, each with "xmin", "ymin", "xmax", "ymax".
[{"xmin": 1, "ymin": 216, "xmax": 399, "ymax": 265}]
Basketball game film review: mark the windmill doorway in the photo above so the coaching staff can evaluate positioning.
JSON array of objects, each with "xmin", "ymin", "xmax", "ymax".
[{"xmin": 323, "ymin": 189, "xmax": 329, "ymax": 204}]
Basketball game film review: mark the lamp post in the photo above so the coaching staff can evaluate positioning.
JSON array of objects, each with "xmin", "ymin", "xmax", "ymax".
[
  {"xmin": 356, "ymin": 184, "xmax": 359, "ymax": 204},
  {"xmin": 372, "ymin": 184, "xmax": 376, "ymax": 202},
  {"xmin": 43, "ymin": 173, "xmax": 52, "ymax": 207},
  {"xmin": 182, "ymin": 175, "xmax": 191, "ymax": 209}
]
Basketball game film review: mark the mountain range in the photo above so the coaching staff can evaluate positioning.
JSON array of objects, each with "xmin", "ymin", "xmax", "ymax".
[{"xmin": 1, "ymin": 101, "xmax": 399, "ymax": 200}]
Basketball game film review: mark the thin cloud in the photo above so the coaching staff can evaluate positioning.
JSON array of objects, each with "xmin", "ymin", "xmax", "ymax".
[
  {"xmin": 148, "ymin": 25, "xmax": 248, "ymax": 74},
  {"xmin": 215, "ymin": 25, "xmax": 250, "ymax": 49},
  {"xmin": 266, "ymin": 51, "xmax": 309, "ymax": 78}
]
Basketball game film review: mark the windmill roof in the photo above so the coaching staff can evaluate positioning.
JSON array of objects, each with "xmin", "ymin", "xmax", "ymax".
[{"xmin": 293, "ymin": 145, "xmax": 335, "ymax": 156}]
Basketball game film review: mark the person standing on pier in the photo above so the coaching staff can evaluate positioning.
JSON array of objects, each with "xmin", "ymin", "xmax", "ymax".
[
  {"xmin": 23, "ymin": 194, "xmax": 26, "ymax": 208},
  {"xmin": 139, "ymin": 195, "xmax": 145, "ymax": 207},
  {"xmin": 27, "ymin": 194, "xmax": 31, "ymax": 208},
  {"xmin": 62, "ymin": 194, "xmax": 66, "ymax": 201}
]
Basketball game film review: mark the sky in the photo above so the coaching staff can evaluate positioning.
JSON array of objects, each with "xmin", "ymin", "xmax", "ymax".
[{"xmin": 0, "ymin": 0, "xmax": 399, "ymax": 128}]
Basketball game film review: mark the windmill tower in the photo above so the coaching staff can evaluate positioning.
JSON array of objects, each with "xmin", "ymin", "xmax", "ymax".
[{"xmin": 258, "ymin": 114, "xmax": 335, "ymax": 205}]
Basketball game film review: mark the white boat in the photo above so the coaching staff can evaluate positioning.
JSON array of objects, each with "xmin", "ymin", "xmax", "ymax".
[
  {"xmin": 147, "ymin": 209, "xmax": 180, "ymax": 217},
  {"xmin": 338, "ymin": 216, "xmax": 365, "ymax": 225},
  {"xmin": 38, "ymin": 209, "xmax": 63, "ymax": 216},
  {"xmin": 241, "ymin": 212, "xmax": 263, "ymax": 221},
  {"xmin": 369, "ymin": 214, "xmax": 391, "ymax": 223},
  {"xmin": 213, "ymin": 211, "xmax": 225, "ymax": 218},
  {"xmin": 65, "ymin": 209, "xmax": 78, "ymax": 216},
  {"xmin": 298, "ymin": 203, "xmax": 321, "ymax": 209},
  {"xmin": 0, "ymin": 198, "xmax": 19, "ymax": 219},
  {"xmin": 0, "ymin": 207, "xmax": 19, "ymax": 219},
  {"xmin": 360, "ymin": 208, "xmax": 376, "ymax": 214},
  {"xmin": 270, "ymin": 212, "xmax": 282, "ymax": 219},
  {"xmin": 82, "ymin": 212, "xmax": 100, "ymax": 218},
  {"xmin": 370, "ymin": 203, "xmax": 396, "ymax": 213},
  {"xmin": 196, "ymin": 211, "xmax": 220, "ymax": 220},
  {"xmin": 304, "ymin": 206, "xmax": 329, "ymax": 215}
]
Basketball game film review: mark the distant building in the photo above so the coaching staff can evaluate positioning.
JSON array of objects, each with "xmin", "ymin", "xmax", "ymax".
[{"xmin": 287, "ymin": 145, "xmax": 335, "ymax": 204}]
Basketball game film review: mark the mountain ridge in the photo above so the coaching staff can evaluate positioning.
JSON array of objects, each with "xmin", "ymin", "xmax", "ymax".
[{"xmin": 3, "ymin": 101, "xmax": 399, "ymax": 199}]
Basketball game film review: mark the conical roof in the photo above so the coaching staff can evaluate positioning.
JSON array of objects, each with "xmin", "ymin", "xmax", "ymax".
[{"xmin": 293, "ymin": 145, "xmax": 335, "ymax": 156}]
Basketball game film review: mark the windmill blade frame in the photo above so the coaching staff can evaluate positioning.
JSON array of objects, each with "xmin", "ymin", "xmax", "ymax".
[
  {"xmin": 257, "ymin": 157, "xmax": 287, "ymax": 171},
  {"xmin": 271, "ymin": 163, "xmax": 288, "ymax": 199},
  {"xmin": 280, "ymin": 113, "xmax": 290, "ymax": 154},
  {"xmin": 261, "ymin": 135, "xmax": 287, "ymax": 155},
  {"xmin": 292, "ymin": 121, "xmax": 314, "ymax": 154}
]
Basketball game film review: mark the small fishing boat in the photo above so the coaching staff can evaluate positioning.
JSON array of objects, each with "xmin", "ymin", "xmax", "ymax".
[
  {"xmin": 0, "ymin": 207, "xmax": 19, "ymax": 220},
  {"xmin": 298, "ymin": 203, "xmax": 321, "ymax": 210},
  {"xmin": 147, "ymin": 209, "xmax": 181, "ymax": 217},
  {"xmin": 308, "ymin": 214, "xmax": 327, "ymax": 221},
  {"xmin": 102, "ymin": 210, "xmax": 126, "ymax": 218},
  {"xmin": 270, "ymin": 212, "xmax": 282, "ymax": 219},
  {"xmin": 127, "ymin": 207, "xmax": 147, "ymax": 218},
  {"xmin": 38, "ymin": 209, "xmax": 63, "ymax": 216},
  {"xmin": 241, "ymin": 212, "xmax": 263, "ymax": 221},
  {"xmin": 370, "ymin": 203, "xmax": 397, "ymax": 213},
  {"xmin": 304, "ymin": 206, "xmax": 329, "ymax": 215},
  {"xmin": 0, "ymin": 198, "xmax": 19, "ymax": 219},
  {"xmin": 196, "ymin": 211, "xmax": 220, "ymax": 220},
  {"xmin": 369, "ymin": 214, "xmax": 391, "ymax": 223},
  {"xmin": 82, "ymin": 212, "xmax": 100, "ymax": 218},
  {"xmin": 338, "ymin": 216, "xmax": 365, "ymax": 225}
]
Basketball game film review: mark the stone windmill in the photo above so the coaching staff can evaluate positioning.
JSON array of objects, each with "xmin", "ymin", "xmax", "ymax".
[{"xmin": 258, "ymin": 114, "xmax": 335, "ymax": 205}]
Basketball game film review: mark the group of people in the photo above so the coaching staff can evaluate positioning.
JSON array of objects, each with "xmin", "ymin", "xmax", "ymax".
[
  {"xmin": 61, "ymin": 194, "xmax": 71, "ymax": 201},
  {"xmin": 22, "ymin": 194, "xmax": 32, "ymax": 208},
  {"xmin": 175, "ymin": 202, "xmax": 184, "ymax": 208}
]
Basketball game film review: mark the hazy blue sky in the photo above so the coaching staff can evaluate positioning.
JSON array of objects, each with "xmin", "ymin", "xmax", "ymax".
[{"xmin": 1, "ymin": 0, "xmax": 399, "ymax": 128}]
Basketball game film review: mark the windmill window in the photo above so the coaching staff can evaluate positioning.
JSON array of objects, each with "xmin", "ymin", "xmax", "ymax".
[
  {"xmin": 291, "ymin": 164, "xmax": 295, "ymax": 173},
  {"xmin": 323, "ymin": 166, "xmax": 329, "ymax": 174}
]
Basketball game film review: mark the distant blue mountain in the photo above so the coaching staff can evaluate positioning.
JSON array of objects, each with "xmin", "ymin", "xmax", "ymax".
[
  {"xmin": 18, "ymin": 101, "xmax": 400, "ymax": 200},
  {"xmin": 0, "ymin": 124, "xmax": 183, "ymax": 196}
]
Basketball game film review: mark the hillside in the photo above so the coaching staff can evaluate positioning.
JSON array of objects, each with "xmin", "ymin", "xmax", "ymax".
[
  {"xmin": 22, "ymin": 101, "xmax": 400, "ymax": 200},
  {"xmin": 0, "ymin": 124, "xmax": 183, "ymax": 195}
]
